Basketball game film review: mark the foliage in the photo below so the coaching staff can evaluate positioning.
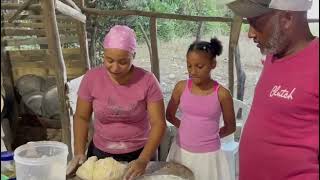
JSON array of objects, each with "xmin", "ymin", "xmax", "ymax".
[
  {"xmin": 91, "ymin": 0, "xmax": 233, "ymax": 64},
  {"xmin": 93, "ymin": 0, "xmax": 232, "ymax": 41}
]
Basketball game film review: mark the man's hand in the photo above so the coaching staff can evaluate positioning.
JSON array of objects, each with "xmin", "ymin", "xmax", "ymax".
[
  {"xmin": 124, "ymin": 158, "xmax": 148, "ymax": 180},
  {"xmin": 66, "ymin": 154, "xmax": 87, "ymax": 176}
]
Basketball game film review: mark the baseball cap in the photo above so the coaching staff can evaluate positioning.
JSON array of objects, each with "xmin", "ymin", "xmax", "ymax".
[{"xmin": 227, "ymin": 0, "xmax": 313, "ymax": 18}]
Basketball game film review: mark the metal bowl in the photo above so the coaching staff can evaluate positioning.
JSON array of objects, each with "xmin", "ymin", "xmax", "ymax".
[
  {"xmin": 21, "ymin": 91, "xmax": 44, "ymax": 116},
  {"xmin": 16, "ymin": 74, "xmax": 45, "ymax": 96},
  {"xmin": 41, "ymin": 86, "xmax": 60, "ymax": 119},
  {"xmin": 138, "ymin": 162, "xmax": 194, "ymax": 180}
]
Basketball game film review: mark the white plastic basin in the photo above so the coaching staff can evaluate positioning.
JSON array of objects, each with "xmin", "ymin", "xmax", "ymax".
[{"xmin": 14, "ymin": 141, "xmax": 68, "ymax": 180}]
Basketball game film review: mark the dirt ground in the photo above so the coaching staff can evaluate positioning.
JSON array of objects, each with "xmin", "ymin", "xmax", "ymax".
[{"xmin": 133, "ymin": 32, "xmax": 264, "ymax": 107}]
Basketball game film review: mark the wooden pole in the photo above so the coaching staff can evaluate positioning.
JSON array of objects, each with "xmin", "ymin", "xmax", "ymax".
[
  {"xmin": 40, "ymin": 0, "xmax": 72, "ymax": 160},
  {"xmin": 195, "ymin": 21, "xmax": 203, "ymax": 41},
  {"xmin": 228, "ymin": 15, "xmax": 242, "ymax": 96},
  {"xmin": 1, "ymin": 4, "xmax": 319, "ymax": 23},
  {"xmin": 88, "ymin": 17, "xmax": 97, "ymax": 67},
  {"xmin": 149, "ymin": 17, "xmax": 160, "ymax": 81},
  {"xmin": 2, "ymin": 3, "xmax": 41, "ymax": 11},
  {"xmin": 77, "ymin": 0, "xmax": 91, "ymax": 70},
  {"xmin": 234, "ymin": 44, "xmax": 246, "ymax": 119},
  {"xmin": 83, "ymin": 8, "xmax": 234, "ymax": 23},
  {"xmin": 1, "ymin": 17, "xmax": 19, "ymax": 150},
  {"xmin": 84, "ymin": 0, "xmax": 97, "ymax": 67}
]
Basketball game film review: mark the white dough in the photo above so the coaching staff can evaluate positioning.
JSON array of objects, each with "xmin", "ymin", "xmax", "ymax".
[
  {"xmin": 76, "ymin": 157, "xmax": 127, "ymax": 180},
  {"xmin": 76, "ymin": 156, "xmax": 98, "ymax": 180},
  {"xmin": 92, "ymin": 157, "xmax": 127, "ymax": 180}
]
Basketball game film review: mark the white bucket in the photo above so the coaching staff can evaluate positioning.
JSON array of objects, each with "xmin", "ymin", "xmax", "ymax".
[{"xmin": 14, "ymin": 141, "xmax": 68, "ymax": 180}]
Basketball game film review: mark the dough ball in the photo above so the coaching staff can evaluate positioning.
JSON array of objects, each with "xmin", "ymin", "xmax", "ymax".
[
  {"xmin": 76, "ymin": 156, "xmax": 98, "ymax": 180},
  {"xmin": 92, "ymin": 157, "xmax": 127, "ymax": 180}
]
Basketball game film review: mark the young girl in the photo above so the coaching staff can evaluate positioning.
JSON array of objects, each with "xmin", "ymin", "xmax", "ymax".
[{"xmin": 166, "ymin": 38, "xmax": 236, "ymax": 180}]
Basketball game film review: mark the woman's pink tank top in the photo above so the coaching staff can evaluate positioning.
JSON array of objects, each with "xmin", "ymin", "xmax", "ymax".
[{"xmin": 177, "ymin": 79, "xmax": 222, "ymax": 153}]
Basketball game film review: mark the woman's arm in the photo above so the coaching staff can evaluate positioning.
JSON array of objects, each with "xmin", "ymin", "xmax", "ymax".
[
  {"xmin": 218, "ymin": 86, "xmax": 236, "ymax": 138},
  {"xmin": 73, "ymin": 97, "xmax": 93, "ymax": 156},
  {"xmin": 138, "ymin": 99, "xmax": 166, "ymax": 162},
  {"xmin": 166, "ymin": 81, "xmax": 185, "ymax": 128},
  {"xmin": 124, "ymin": 99, "xmax": 166, "ymax": 179}
]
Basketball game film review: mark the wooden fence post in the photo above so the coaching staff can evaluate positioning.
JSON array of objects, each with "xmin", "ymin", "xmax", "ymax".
[
  {"xmin": 149, "ymin": 17, "xmax": 160, "ymax": 81},
  {"xmin": 77, "ymin": 0, "xmax": 91, "ymax": 70},
  {"xmin": 228, "ymin": 15, "xmax": 242, "ymax": 96},
  {"xmin": 1, "ymin": 17, "xmax": 19, "ymax": 150},
  {"xmin": 40, "ymin": 0, "xmax": 72, "ymax": 160}
]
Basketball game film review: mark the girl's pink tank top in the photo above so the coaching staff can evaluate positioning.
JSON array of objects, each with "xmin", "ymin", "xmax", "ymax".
[{"xmin": 177, "ymin": 79, "xmax": 222, "ymax": 153}]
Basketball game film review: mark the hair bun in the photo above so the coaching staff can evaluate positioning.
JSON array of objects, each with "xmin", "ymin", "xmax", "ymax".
[{"xmin": 210, "ymin": 37, "xmax": 223, "ymax": 56}]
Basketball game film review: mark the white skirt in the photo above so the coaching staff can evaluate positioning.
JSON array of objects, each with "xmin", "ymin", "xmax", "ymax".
[{"xmin": 166, "ymin": 140, "xmax": 232, "ymax": 180}]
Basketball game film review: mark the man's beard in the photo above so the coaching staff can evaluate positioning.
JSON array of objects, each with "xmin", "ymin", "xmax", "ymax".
[{"xmin": 260, "ymin": 18, "xmax": 288, "ymax": 56}]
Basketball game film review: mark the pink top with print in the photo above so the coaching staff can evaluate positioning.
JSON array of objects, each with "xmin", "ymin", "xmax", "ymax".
[
  {"xmin": 239, "ymin": 38, "xmax": 319, "ymax": 180},
  {"xmin": 78, "ymin": 66, "xmax": 163, "ymax": 154}
]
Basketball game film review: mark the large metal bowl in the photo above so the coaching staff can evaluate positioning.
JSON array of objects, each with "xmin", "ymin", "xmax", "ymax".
[
  {"xmin": 16, "ymin": 74, "xmax": 45, "ymax": 96},
  {"xmin": 41, "ymin": 86, "xmax": 60, "ymax": 119},
  {"xmin": 21, "ymin": 91, "xmax": 44, "ymax": 116},
  {"xmin": 138, "ymin": 162, "xmax": 194, "ymax": 180}
]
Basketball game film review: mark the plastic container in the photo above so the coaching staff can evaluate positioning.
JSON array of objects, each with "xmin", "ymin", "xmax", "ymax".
[
  {"xmin": 1, "ymin": 151, "xmax": 16, "ymax": 180},
  {"xmin": 14, "ymin": 141, "xmax": 68, "ymax": 180}
]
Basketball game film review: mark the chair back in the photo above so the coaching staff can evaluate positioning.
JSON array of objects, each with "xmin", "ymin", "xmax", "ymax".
[{"xmin": 220, "ymin": 98, "xmax": 250, "ymax": 143}]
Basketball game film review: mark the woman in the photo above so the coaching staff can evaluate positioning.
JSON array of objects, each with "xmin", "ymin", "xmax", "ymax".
[{"xmin": 66, "ymin": 25, "xmax": 166, "ymax": 179}]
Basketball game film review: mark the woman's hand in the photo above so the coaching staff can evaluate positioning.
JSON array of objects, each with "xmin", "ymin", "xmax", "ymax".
[
  {"xmin": 66, "ymin": 154, "xmax": 87, "ymax": 176},
  {"xmin": 124, "ymin": 158, "xmax": 148, "ymax": 180}
]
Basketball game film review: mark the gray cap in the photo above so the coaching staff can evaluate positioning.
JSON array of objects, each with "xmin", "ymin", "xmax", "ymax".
[{"xmin": 227, "ymin": 0, "xmax": 313, "ymax": 18}]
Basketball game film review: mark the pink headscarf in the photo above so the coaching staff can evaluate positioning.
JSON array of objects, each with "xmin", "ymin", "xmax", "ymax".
[{"xmin": 103, "ymin": 25, "xmax": 137, "ymax": 54}]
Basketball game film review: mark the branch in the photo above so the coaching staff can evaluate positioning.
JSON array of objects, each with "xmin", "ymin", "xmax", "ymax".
[
  {"xmin": 8, "ymin": 0, "xmax": 34, "ymax": 23},
  {"xmin": 62, "ymin": 0, "xmax": 81, "ymax": 11},
  {"xmin": 138, "ymin": 22, "xmax": 152, "ymax": 64},
  {"xmin": 55, "ymin": 0, "xmax": 86, "ymax": 23}
]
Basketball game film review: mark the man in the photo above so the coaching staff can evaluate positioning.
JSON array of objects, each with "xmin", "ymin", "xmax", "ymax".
[{"xmin": 227, "ymin": 0, "xmax": 319, "ymax": 180}]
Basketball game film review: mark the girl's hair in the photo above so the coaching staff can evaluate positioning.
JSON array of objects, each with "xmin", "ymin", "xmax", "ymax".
[{"xmin": 187, "ymin": 37, "xmax": 223, "ymax": 60}]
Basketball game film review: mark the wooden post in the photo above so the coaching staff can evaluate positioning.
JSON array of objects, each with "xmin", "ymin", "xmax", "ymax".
[
  {"xmin": 228, "ymin": 15, "xmax": 242, "ymax": 96},
  {"xmin": 77, "ymin": 0, "xmax": 91, "ymax": 70},
  {"xmin": 81, "ymin": 8, "xmax": 234, "ymax": 23},
  {"xmin": 234, "ymin": 44, "xmax": 246, "ymax": 118},
  {"xmin": 88, "ymin": 17, "xmax": 97, "ymax": 67},
  {"xmin": 1, "ymin": 17, "xmax": 19, "ymax": 150},
  {"xmin": 149, "ymin": 18, "xmax": 160, "ymax": 159},
  {"xmin": 40, "ymin": 0, "xmax": 72, "ymax": 160},
  {"xmin": 195, "ymin": 21, "xmax": 203, "ymax": 41},
  {"xmin": 85, "ymin": 0, "xmax": 97, "ymax": 67},
  {"xmin": 149, "ymin": 17, "xmax": 160, "ymax": 81}
]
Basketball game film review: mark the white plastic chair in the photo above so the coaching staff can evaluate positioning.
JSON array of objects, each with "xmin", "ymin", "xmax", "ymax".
[
  {"xmin": 159, "ymin": 123, "xmax": 177, "ymax": 161},
  {"xmin": 1, "ymin": 125, "xmax": 6, "ymax": 152},
  {"xmin": 221, "ymin": 98, "xmax": 250, "ymax": 180},
  {"xmin": 67, "ymin": 75, "xmax": 95, "ymax": 156},
  {"xmin": 67, "ymin": 75, "xmax": 84, "ymax": 156}
]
